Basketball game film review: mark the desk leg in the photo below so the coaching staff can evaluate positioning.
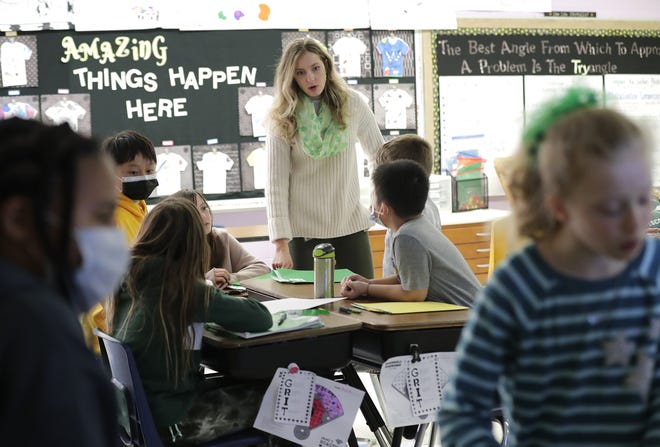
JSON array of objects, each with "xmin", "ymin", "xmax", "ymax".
[
  {"xmin": 429, "ymin": 423, "xmax": 439, "ymax": 446},
  {"xmin": 341, "ymin": 364, "xmax": 392, "ymax": 447},
  {"xmin": 391, "ymin": 428, "xmax": 402, "ymax": 447},
  {"xmin": 348, "ymin": 429, "xmax": 359, "ymax": 447},
  {"xmin": 413, "ymin": 423, "xmax": 429, "ymax": 447}
]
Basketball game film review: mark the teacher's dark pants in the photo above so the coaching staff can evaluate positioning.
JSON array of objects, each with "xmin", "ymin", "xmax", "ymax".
[{"xmin": 289, "ymin": 230, "xmax": 375, "ymax": 279}]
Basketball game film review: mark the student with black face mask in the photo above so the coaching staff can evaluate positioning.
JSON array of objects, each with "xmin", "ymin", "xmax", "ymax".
[
  {"xmin": 0, "ymin": 118, "xmax": 126, "ymax": 446},
  {"xmin": 103, "ymin": 130, "xmax": 158, "ymax": 244},
  {"xmin": 82, "ymin": 129, "xmax": 157, "ymax": 352}
]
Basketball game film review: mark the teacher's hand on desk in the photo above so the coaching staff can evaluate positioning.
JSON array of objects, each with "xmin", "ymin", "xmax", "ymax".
[{"xmin": 272, "ymin": 239, "xmax": 293, "ymax": 269}]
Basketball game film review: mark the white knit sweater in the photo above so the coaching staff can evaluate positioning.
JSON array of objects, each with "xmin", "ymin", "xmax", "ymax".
[{"xmin": 266, "ymin": 90, "xmax": 384, "ymax": 241}]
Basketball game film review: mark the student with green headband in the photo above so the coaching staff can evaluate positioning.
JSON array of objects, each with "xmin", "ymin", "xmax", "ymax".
[
  {"xmin": 439, "ymin": 88, "xmax": 660, "ymax": 446},
  {"xmin": 266, "ymin": 37, "xmax": 383, "ymax": 278}
]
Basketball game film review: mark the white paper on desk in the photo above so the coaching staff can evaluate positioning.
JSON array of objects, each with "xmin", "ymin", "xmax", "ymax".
[
  {"xmin": 377, "ymin": 352, "xmax": 456, "ymax": 427},
  {"xmin": 254, "ymin": 371, "xmax": 364, "ymax": 446},
  {"xmin": 261, "ymin": 297, "xmax": 344, "ymax": 314}
]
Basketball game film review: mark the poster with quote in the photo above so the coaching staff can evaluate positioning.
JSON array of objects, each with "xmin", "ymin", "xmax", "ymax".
[{"xmin": 434, "ymin": 29, "xmax": 660, "ymax": 194}]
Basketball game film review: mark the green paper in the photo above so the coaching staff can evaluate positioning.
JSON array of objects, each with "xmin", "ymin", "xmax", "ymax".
[{"xmin": 270, "ymin": 268, "xmax": 354, "ymax": 284}]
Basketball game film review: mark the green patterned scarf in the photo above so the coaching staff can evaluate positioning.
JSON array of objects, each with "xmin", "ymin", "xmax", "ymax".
[{"xmin": 295, "ymin": 95, "xmax": 348, "ymax": 159}]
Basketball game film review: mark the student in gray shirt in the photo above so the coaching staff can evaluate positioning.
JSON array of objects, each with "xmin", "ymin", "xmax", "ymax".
[
  {"xmin": 341, "ymin": 160, "xmax": 480, "ymax": 306},
  {"xmin": 374, "ymin": 134, "xmax": 442, "ymax": 277}
]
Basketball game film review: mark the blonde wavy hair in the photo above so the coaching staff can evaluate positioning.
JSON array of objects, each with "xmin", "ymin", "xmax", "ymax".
[
  {"xmin": 509, "ymin": 107, "xmax": 647, "ymax": 241},
  {"xmin": 269, "ymin": 37, "xmax": 350, "ymax": 143}
]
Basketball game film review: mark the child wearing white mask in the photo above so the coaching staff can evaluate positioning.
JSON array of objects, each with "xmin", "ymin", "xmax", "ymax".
[{"xmin": 0, "ymin": 117, "xmax": 127, "ymax": 446}]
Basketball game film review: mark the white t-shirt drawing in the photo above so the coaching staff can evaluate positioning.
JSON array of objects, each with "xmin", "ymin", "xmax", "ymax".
[
  {"xmin": 1, "ymin": 41, "xmax": 32, "ymax": 87},
  {"xmin": 331, "ymin": 36, "xmax": 367, "ymax": 78},
  {"xmin": 45, "ymin": 99, "xmax": 86, "ymax": 132},
  {"xmin": 378, "ymin": 88, "xmax": 413, "ymax": 129},
  {"xmin": 196, "ymin": 151, "xmax": 234, "ymax": 194},
  {"xmin": 244, "ymin": 93, "xmax": 273, "ymax": 137},
  {"xmin": 246, "ymin": 147, "xmax": 267, "ymax": 190},
  {"xmin": 155, "ymin": 152, "xmax": 188, "ymax": 196}
]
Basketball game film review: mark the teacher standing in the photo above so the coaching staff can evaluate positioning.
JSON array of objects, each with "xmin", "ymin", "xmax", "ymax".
[{"xmin": 266, "ymin": 38, "xmax": 383, "ymax": 278}]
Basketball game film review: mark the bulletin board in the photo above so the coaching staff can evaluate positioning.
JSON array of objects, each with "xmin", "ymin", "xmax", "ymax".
[
  {"xmin": 430, "ymin": 25, "xmax": 660, "ymax": 192},
  {"xmin": 0, "ymin": 28, "xmax": 419, "ymax": 201}
]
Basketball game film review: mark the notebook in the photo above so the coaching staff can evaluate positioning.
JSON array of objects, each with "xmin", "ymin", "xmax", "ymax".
[{"xmin": 205, "ymin": 311, "xmax": 323, "ymax": 339}]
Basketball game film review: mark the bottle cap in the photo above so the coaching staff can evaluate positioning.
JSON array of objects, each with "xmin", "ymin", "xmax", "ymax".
[{"xmin": 313, "ymin": 243, "xmax": 335, "ymax": 259}]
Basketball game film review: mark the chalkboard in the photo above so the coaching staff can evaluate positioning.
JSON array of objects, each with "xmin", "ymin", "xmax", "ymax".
[
  {"xmin": 0, "ymin": 29, "xmax": 284, "ymax": 200},
  {"xmin": 432, "ymin": 28, "xmax": 660, "ymax": 191},
  {"xmin": 0, "ymin": 28, "xmax": 418, "ymax": 200},
  {"xmin": 31, "ymin": 29, "xmax": 283, "ymax": 144}
]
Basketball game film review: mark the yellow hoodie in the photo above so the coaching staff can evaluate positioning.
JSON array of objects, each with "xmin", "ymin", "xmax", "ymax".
[
  {"xmin": 82, "ymin": 193, "xmax": 147, "ymax": 352},
  {"xmin": 114, "ymin": 193, "xmax": 148, "ymax": 244}
]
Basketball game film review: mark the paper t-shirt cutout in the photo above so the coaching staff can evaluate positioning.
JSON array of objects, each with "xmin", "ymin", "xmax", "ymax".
[
  {"xmin": 196, "ymin": 151, "xmax": 234, "ymax": 194},
  {"xmin": 0, "ymin": 101, "xmax": 38, "ymax": 119},
  {"xmin": 376, "ymin": 37, "xmax": 410, "ymax": 77},
  {"xmin": 246, "ymin": 147, "xmax": 267, "ymax": 189},
  {"xmin": 45, "ymin": 99, "xmax": 86, "ymax": 132},
  {"xmin": 0, "ymin": 41, "xmax": 32, "ymax": 87},
  {"xmin": 274, "ymin": 367, "xmax": 315, "ymax": 425},
  {"xmin": 155, "ymin": 152, "xmax": 188, "ymax": 196},
  {"xmin": 379, "ymin": 88, "xmax": 413, "ymax": 129},
  {"xmin": 332, "ymin": 36, "xmax": 366, "ymax": 78},
  {"xmin": 244, "ymin": 93, "xmax": 273, "ymax": 137}
]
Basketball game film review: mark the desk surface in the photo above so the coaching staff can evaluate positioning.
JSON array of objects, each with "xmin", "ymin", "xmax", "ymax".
[
  {"xmin": 203, "ymin": 311, "xmax": 361, "ymax": 349},
  {"xmin": 240, "ymin": 277, "xmax": 470, "ymax": 332}
]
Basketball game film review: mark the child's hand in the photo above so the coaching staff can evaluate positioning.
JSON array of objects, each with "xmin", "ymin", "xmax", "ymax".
[
  {"xmin": 341, "ymin": 273, "xmax": 368, "ymax": 288},
  {"xmin": 205, "ymin": 268, "xmax": 231, "ymax": 289},
  {"xmin": 341, "ymin": 279, "xmax": 368, "ymax": 299}
]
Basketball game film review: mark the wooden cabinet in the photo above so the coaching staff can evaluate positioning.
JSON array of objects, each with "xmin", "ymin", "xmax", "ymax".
[
  {"xmin": 368, "ymin": 219, "xmax": 497, "ymax": 284},
  {"xmin": 368, "ymin": 228, "xmax": 387, "ymax": 280},
  {"xmin": 441, "ymin": 222, "xmax": 491, "ymax": 284}
]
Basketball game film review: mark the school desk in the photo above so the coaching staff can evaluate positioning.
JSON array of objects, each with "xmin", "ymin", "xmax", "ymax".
[
  {"xmin": 202, "ymin": 312, "xmax": 362, "ymax": 380},
  {"xmin": 240, "ymin": 277, "xmax": 471, "ymax": 447},
  {"xmin": 240, "ymin": 277, "xmax": 469, "ymax": 364}
]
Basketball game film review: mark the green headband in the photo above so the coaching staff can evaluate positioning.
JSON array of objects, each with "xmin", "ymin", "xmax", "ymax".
[{"xmin": 523, "ymin": 87, "xmax": 600, "ymax": 161}]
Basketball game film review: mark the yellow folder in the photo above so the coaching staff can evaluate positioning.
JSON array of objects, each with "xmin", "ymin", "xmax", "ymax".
[{"xmin": 351, "ymin": 301, "xmax": 468, "ymax": 314}]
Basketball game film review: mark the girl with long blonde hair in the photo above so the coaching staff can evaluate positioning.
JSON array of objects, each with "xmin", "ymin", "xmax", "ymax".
[{"xmin": 267, "ymin": 37, "xmax": 383, "ymax": 277}]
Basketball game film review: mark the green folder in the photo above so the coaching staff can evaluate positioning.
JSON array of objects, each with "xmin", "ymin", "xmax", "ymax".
[{"xmin": 263, "ymin": 268, "xmax": 354, "ymax": 284}]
